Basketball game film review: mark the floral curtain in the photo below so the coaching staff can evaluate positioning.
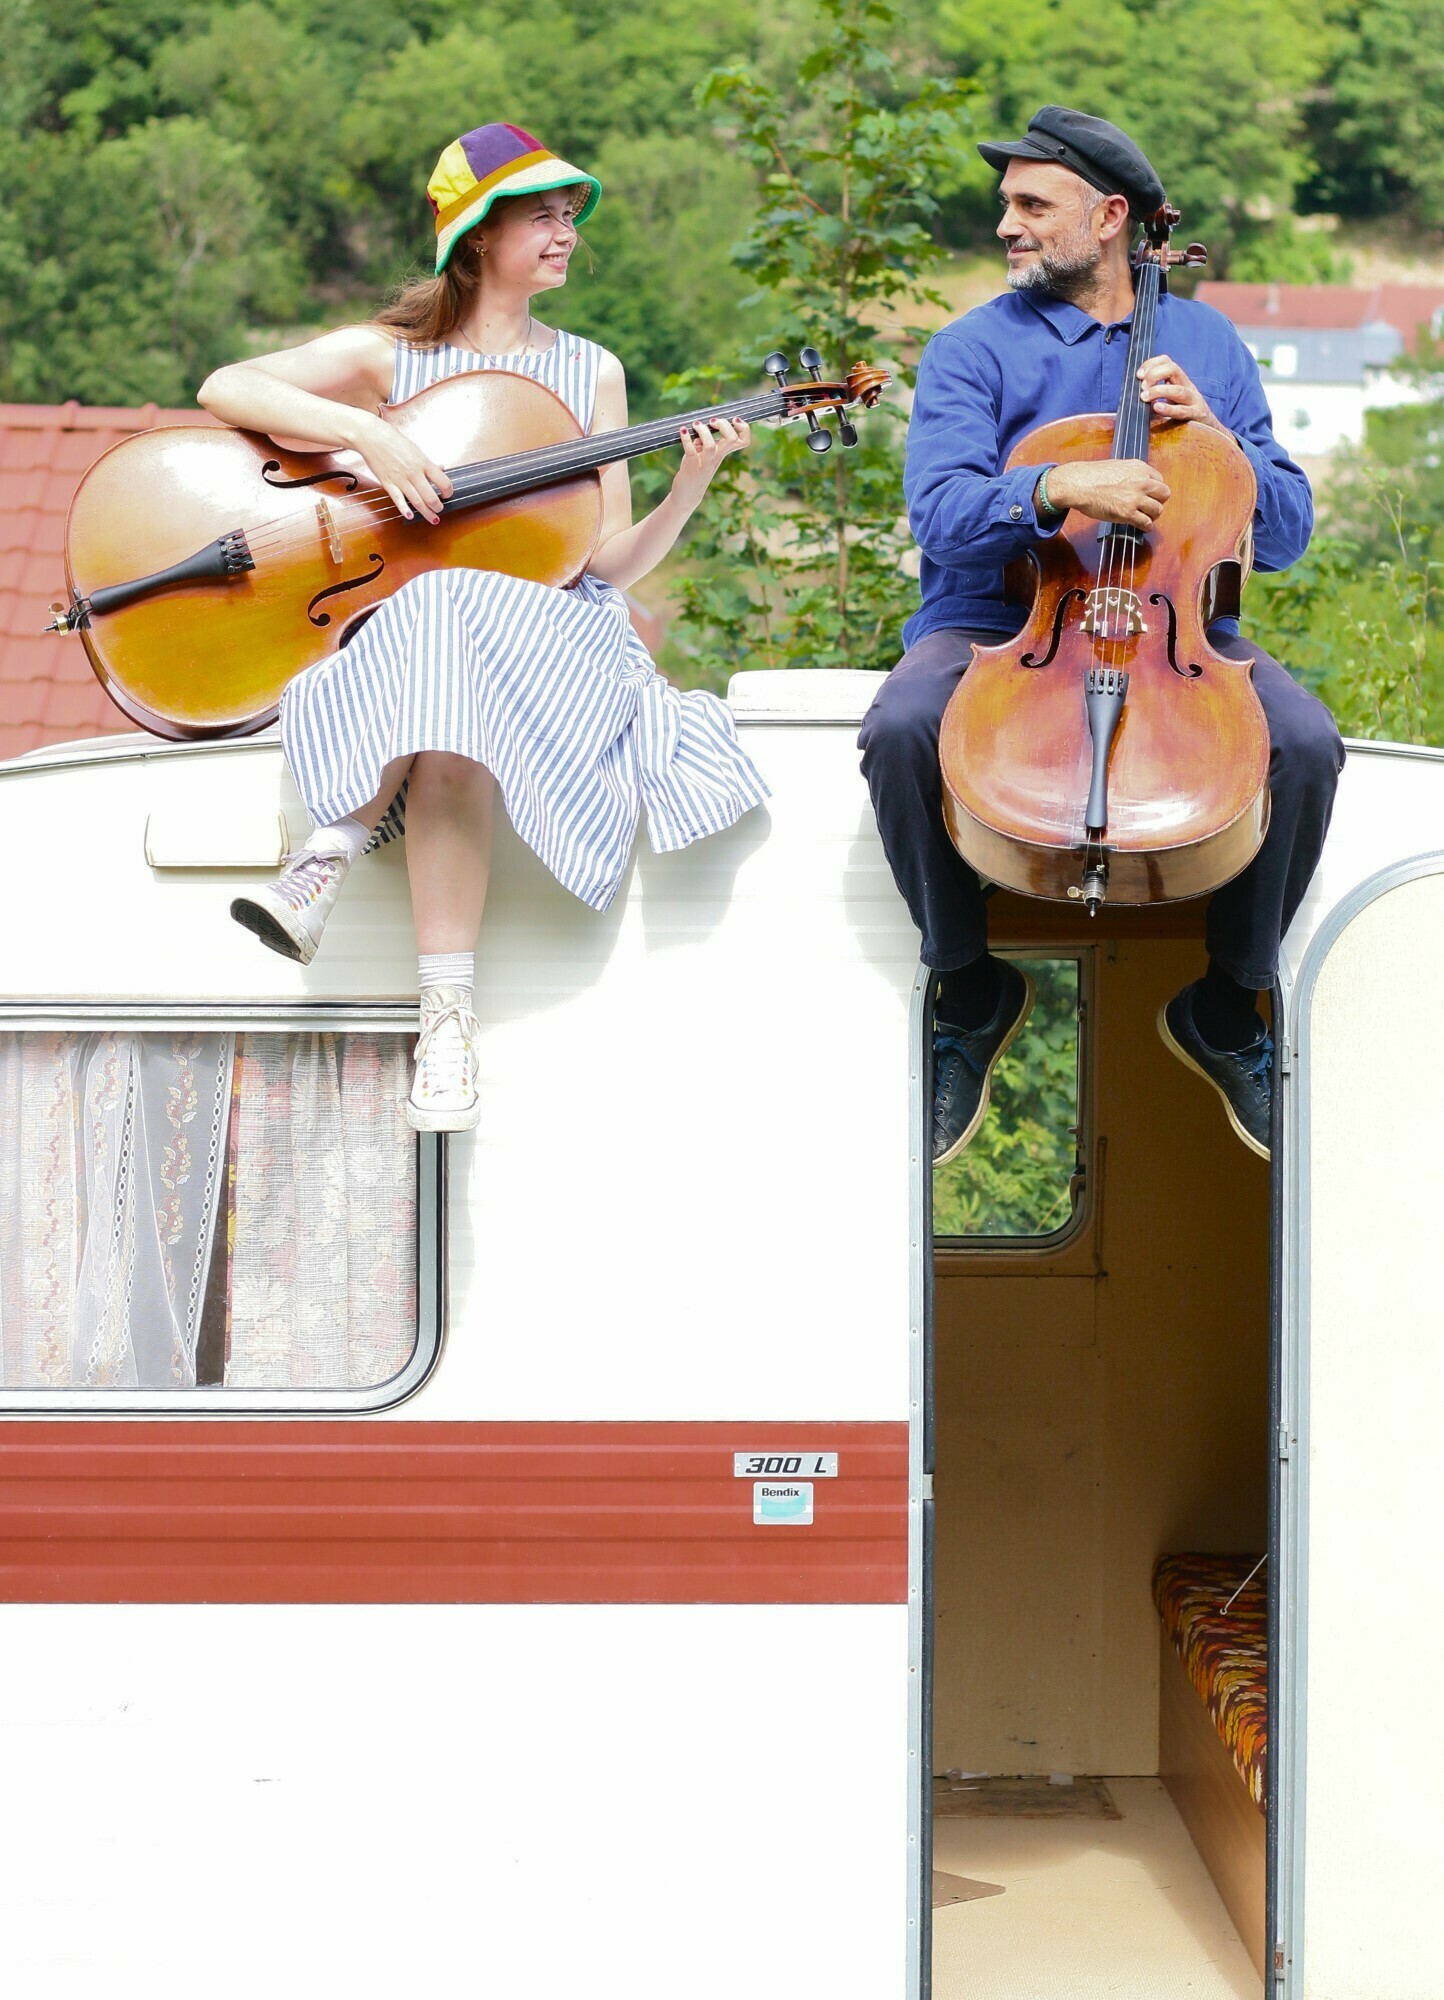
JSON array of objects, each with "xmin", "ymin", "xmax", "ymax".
[{"xmin": 0, "ymin": 1031, "xmax": 416, "ymax": 1392}]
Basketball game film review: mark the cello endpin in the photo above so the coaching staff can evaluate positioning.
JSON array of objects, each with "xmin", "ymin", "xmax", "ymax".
[{"xmin": 1080, "ymin": 860, "xmax": 1109, "ymax": 916}]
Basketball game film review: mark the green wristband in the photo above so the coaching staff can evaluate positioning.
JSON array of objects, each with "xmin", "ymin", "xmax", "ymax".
[{"xmin": 1036, "ymin": 466, "xmax": 1063, "ymax": 522}]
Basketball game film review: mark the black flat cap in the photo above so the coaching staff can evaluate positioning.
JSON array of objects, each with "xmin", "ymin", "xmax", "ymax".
[{"xmin": 978, "ymin": 105, "xmax": 1164, "ymax": 215}]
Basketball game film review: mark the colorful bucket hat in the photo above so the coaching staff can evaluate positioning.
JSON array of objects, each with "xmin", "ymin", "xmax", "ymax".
[{"xmin": 428, "ymin": 123, "xmax": 601, "ymax": 274}]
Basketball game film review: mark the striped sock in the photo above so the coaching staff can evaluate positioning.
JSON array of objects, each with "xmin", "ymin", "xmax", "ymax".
[{"xmin": 418, "ymin": 951, "xmax": 475, "ymax": 992}]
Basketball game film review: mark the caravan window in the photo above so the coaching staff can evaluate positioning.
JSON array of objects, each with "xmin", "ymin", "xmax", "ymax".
[
  {"xmin": 0, "ymin": 1027, "xmax": 434, "ymax": 1404},
  {"xmin": 932, "ymin": 956, "xmax": 1085, "ymax": 1244}
]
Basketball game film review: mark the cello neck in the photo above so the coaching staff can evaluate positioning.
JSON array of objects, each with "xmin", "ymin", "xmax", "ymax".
[
  {"xmin": 1111, "ymin": 257, "xmax": 1165, "ymax": 464},
  {"xmin": 439, "ymin": 388, "xmax": 789, "ymax": 515}
]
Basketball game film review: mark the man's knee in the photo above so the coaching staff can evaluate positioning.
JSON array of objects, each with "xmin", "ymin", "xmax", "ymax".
[
  {"xmin": 1273, "ymin": 688, "xmax": 1345, "ymax": 805},
  {"xmin": 858, "ymin": 656, "xmax": 954, "ymax": 782}
]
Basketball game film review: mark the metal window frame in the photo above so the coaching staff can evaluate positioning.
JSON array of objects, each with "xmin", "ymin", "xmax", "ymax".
[
  {"xmin": 932, "ymin": 946, "xmax": 1095, "ymax": 1258},
  {"xmin": 907, "ymin": 964, "xmax": 931, "ymax": 2000},
  {"xmin": 0, "ymin": 1000, "xmax": 445, "ymax": 1416}
]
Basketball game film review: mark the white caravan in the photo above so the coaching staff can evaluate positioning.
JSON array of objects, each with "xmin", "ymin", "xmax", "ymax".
[{"xmin": 0, "ymin": 667, "xmax": 1440, "ymax": 2000}]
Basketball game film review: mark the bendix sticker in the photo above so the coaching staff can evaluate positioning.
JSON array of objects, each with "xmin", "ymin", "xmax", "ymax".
[{"xmin": 753, "ymin": 1481, "xmax": 814, "ymax": 1526}]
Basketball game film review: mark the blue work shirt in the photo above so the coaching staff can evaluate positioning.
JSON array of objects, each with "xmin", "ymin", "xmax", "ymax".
[{"xmin": 902, "ymin": 286, "xmax": 1313, "ymax": 649}]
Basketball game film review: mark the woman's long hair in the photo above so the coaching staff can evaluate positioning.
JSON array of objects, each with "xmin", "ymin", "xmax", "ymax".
[{"xmin": 372, "ymin": 231, "xmax": 487, "ymax": 348}]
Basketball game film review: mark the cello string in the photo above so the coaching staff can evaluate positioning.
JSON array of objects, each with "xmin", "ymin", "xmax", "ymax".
[
  {"xmin": 1117, "ymin": 255, "xmax": 1160, "ymax": 667},
  {"xmin": 241, "ymin": 391, "xmax": 788, "ymax": 549},
  {"xmin": 228, "ymin": 388, "xmax": 795, "ymax": 556},
  {"xmin": 1113, "ymin": 258, "xmax": 1151, "ymax": 657},
  {"xmin": 1100, "ymin": 255, "xmax": 1153, "ymax": 661}
]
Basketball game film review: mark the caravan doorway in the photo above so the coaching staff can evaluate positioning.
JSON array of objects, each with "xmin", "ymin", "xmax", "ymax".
[{"xmin": 928, "ymin": 901, "xmax": 1271, "ymax": 1998}]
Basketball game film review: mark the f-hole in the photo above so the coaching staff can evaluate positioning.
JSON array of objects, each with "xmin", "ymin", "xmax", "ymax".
[
  {"xmin": 308, "ymin": 553, "xmax": 384, "ymax": 627},
  {"xmin": 1147, "ymin": 592, "xmax": 1203, "ymax": 679},
  {"xmin": 262, "ymin": 459, "xmax": 360, "ymax": 494},
  {"xmin": 1021, "ymin": 588, "xmax": 1087, "ymax": 669}
]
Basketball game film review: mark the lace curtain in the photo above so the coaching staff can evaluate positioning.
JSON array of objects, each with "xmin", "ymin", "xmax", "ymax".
[
  {"xmin": 0, "ymin": 1031, "xmax": 416, "ymax": 1391},
  {"xmin": 225, "ymin": 1035, "xmax": 417, "ymax": 1388}
]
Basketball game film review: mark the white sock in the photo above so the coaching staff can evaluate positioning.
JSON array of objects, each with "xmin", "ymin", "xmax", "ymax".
[
  {"xmin": 418, "ymin": 951, "xmax": 475, "ymax": 993},
  {"xmin": 303, "ymin": 815, "xmax": 370, "ymax": 865}
]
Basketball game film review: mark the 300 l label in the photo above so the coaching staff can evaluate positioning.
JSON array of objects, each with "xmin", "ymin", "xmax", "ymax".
[{"xmin": 733, "ymin": 1452, "xmax": 838, "ymax": 1478}]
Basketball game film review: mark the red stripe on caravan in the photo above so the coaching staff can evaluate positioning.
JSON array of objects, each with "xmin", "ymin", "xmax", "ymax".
[{"xmin": 0, "ymin": 1422, "xmax": 909, "ymax": 1605}]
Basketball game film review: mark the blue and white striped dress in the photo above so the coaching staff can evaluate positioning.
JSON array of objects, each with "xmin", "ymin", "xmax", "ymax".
[{"xmin": 279, "ymin": 330, "xmax": 769, "ymax": 911}]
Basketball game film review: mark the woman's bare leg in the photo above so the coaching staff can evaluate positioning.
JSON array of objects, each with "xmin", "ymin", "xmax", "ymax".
[
  {"xmin": 403, "ymin": 751, "xmax": 495, "ymax": 951},
  {"xmin": 347, "ymin": 754, "xmax": 415, "ymax": 832}
]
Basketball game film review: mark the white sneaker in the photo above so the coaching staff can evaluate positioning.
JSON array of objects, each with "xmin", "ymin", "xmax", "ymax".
[
  {"xmin": 408, "ymin": 985, "xmax": 481, "ymax": 1132},
  {"xmin": 230, "ymin": 848, "xmax": 352, "ymax": 965}
]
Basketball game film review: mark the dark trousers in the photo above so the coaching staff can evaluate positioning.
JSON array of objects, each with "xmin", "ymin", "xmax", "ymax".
[{"xmin": 857, "ymin": 627, "xmax": 1345, "ymax": 989}]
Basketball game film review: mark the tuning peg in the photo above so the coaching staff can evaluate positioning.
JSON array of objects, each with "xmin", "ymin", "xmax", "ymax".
[
  {"xmin": 837, "ymin": 417, "xmax": 859, "ymax": 448},
  {"xmin": 763, "ymin": 351, "xmax": 791, "ymax": 388},
  {"xmin": 799, "ymin": 345, "xmax": 824, "ymax": 380},
  {"xmin": 804, "ymin": 412, "xmax": 832, "ymax": 454}
]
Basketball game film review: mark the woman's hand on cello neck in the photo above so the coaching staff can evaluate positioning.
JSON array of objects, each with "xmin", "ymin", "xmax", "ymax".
[
  {"xmin": 585, "ymin": 350, "xmax": 752, "ymax": 593},
  {"xmin": 672, "ymin": 416, "xmax": 752, "ymax": 509}
]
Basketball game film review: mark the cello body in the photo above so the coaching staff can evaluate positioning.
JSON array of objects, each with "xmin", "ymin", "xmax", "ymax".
[
  {"xmin": 62, "ymin": 372, "xmax": 601, "ymax": 741},
  {"xmin": 938, "ymin": 206, "xmax": 1272, "ymax": 911},
  {"xmin": 939, "ymin": 413, "xmax": 1270, "ymax": 904}
]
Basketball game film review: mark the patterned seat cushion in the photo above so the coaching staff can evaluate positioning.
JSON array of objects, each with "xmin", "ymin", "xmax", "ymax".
[{"xmin": 1153, "ymin": 1552, "xmax": 1268, "ymax": 1807}]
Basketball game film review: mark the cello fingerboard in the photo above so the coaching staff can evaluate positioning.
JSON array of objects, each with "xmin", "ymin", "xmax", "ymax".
[{"xmin": 1111, "ymin": 259, "xmax": 1165, "ymax": 463}]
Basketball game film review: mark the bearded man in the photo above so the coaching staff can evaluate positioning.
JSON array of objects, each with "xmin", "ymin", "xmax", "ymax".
[{"xmin": 859, "ymin": 106, "xmax": 1343, "ymax": 1164}]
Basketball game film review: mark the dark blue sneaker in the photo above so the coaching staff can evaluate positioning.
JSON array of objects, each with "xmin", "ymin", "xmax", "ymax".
[
  {"xmin": 1158, "ymin": 982, "xmax": 1272, "ymax": 1161},
  {"xmin": 933, "ymin": 960, "xmax": 1036, "ymax": 1166}
]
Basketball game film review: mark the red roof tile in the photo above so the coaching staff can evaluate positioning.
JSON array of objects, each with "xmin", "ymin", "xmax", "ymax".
[
  {"xmin": 0, "ymin": 400, "xmax": 217, "ymax": 761},
  {"xmin": 1197, "ymin": 282, "xmax": 1444, "ymax": 353}
]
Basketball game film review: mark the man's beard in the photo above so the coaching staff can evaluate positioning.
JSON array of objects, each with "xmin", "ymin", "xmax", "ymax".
[{"xmin": 1007, "ymin": 234, "xmax": 1103, "ymax": 304}]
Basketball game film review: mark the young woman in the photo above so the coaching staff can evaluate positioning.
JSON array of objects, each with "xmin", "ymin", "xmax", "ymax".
[{"xmin": 199, "ymin": 123, "xmax": 767, "ymax": 1132}]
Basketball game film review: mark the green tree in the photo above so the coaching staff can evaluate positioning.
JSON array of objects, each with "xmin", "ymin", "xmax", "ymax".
[
  {"xmin": 0, "ymin": 0, "xmax": 778, "ymax": 400},
  {"xmin": 664, "ymin": 0, "xmax": 973, "ymax": 688},
  {"xmin": 1247, "ymin": 419, "xmax": 1444, "ymax": 747},
  {"xmin": 23, "ymin": 0, "xmax": 190, "ymax": 136},
  {"xmin": 0, "ymin": 117, "xmax": 301, "ymax": 403},
  {"xmin": 1307, "ymin": 0, "xmax": 1444, "ymax": 229},
  {"xmin": 152, "ymin": 4, "xmax": 351, "ymax": 267}
]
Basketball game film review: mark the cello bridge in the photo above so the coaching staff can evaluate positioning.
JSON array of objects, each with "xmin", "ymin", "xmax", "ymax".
[
  {"xmin": 1081, "ymin": 586, "xmax": 1146, "ymax": 639},
  {"xmin": 316, "ymin": 499, "xmax": 343, "ymax": 564}
]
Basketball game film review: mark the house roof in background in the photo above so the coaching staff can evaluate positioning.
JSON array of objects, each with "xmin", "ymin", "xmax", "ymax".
[
  {"xmin": 1197, "ymin": 282, "xmax": 1444, "ymax": 353},
  {"xmin": 0, "ymin": 400, "xmax": 217, "ymax": 762}
]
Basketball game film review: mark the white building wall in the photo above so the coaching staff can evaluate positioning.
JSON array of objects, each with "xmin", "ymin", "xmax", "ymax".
[{"xmin": 1260, "ymin": 373, "xmax": 1428, "ymax": 456}]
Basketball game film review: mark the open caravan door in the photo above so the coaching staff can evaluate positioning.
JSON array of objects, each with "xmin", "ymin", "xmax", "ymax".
[{"xmin": 1276, "ymin": 746, "xmax": 1444, "ymax": 2000}]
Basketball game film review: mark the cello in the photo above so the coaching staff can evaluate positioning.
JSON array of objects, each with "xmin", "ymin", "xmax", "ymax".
[
  {"xmin": 49, "ymin": 350, "xmax": 888, "ymax": 742},
  {"xmin": 937, "ymin": 205, "xmax": 1270, "ymax": 914}
]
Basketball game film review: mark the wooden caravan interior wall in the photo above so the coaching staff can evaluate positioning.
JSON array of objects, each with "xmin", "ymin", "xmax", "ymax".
[{"xmin": 932, "ymin": 924, "xmax": 1271, "ymax": 1777}]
